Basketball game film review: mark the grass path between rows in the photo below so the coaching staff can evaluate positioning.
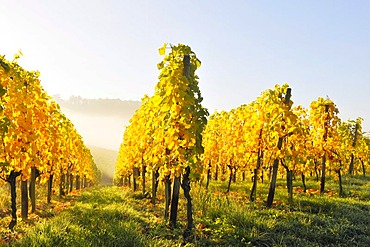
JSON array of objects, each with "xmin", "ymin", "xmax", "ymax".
[
  {"xmin": 2, "ymin": 176, "xmax": 370, "ymax": 246},
  {"xmin": 5, "ymin": 186, "xmax": 176, "ymax": 247}
]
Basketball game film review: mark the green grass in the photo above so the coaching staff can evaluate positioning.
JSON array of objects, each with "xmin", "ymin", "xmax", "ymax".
[
  {"xmin": 10, "ymin": 187, "xmax": 182, "ymax": 247},
  {"xmin": 3, "ymin": 174, "xmax": 370, "ymax": 246},
  {"xmin": 190, "ymin": 175, "xmax": 370, "ymax": 246}
]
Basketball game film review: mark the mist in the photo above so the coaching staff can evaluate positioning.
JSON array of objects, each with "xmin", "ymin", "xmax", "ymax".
[
  {"xmin": 63, "ymin": 108, "xmax": 127, "ymax": 151},
  {"xmin": 54, "ymin": 96, "xmax": 140, "ymax": 184}
]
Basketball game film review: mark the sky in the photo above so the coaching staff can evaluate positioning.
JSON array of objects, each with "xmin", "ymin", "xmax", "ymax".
[{"xmin": 1, "ymin": 0, "xmax": 370, "ymax": 137}]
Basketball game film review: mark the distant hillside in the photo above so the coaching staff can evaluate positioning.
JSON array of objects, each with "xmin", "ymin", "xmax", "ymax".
[
  {"xmin": 53, "ymin": 95, "xmax": 141, "ymax": 118},
  {"xmin": 89, "ymin": 145, "xmax": 118, "ymax": 185}
]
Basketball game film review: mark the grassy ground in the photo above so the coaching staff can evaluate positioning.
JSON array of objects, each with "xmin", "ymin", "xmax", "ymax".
[{"xmin": 1, "ymin": 175, "xmax": 369, "ymax": 246}]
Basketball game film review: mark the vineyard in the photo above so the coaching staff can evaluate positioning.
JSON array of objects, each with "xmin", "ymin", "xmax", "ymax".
[
  {"xmin": 0, "ymin": 53, "xmax": 100, "ymax": 239},
  {"xmin": 0, "ymin": 44, "xmax": 370, "ymax": 246}
]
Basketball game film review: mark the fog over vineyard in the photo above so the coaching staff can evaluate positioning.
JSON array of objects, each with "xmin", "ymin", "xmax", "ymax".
[
  {"xmin": 54, "ymin": 95, "xmax": 140, "ymax": 150},
  {"xmin": 53, "ymin": 96, "xmax": 140, "ymax": 184}
]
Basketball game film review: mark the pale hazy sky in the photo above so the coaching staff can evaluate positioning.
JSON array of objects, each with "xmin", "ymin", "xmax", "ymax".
[{"xmin": 1, "ymin": 1, "xmax": 370, "ymax": 132}]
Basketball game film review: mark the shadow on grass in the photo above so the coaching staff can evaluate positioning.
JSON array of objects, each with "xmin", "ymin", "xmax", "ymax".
[
  {"xmin": 14, "ymin": 187, "xmax": 147, "ymax": 247},
  {"xmin": 11, "ymin": 177, "xmax": 370, "ymax": 247},
  {"xmin": 205, "ymin": 202, "xmax": 370, "ymax": 247},
  {"xmin": 193, "ymin": 176, "xmax": 370, "ymax": 247}
]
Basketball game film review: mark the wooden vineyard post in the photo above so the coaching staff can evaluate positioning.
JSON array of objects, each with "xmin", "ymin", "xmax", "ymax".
[
  {"xmin": 349, "ymin": 122, "xmax": 359, "ymax": 175},
  {"xmin": 266, "ymin": 88, "xmax": 292, "ymax": 207},
  {"xmin": 142, "ymin": 163, "xmax": 146, "ymax": 196},
  {"xmin": 7, "ymin": 171, "xmax": 21, "ymax": 230},
  {"xmin": 320, "ymin": 104, "xmax": 329, "ymax": 194},
  {"xmin": 21, "ymin": 178, "xmax": 28, "ymax": 220},
  {"xmin": 151, "ymin": 170, "xmax": 159, "ymax": 204},
  {"xmin": 30, "ymin": 167, "xmax": 37, "ymax": 213},
  {"xmin": 164, "ymin": 175, "xmax": 171, "ymax": 220},
  {"xmin": 169, "ymin": 176, "xmax": 180, "ymax": 228},
  {"xmin": 47, "ymin": 174, "xmax": 53, "ymax": 204}
]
